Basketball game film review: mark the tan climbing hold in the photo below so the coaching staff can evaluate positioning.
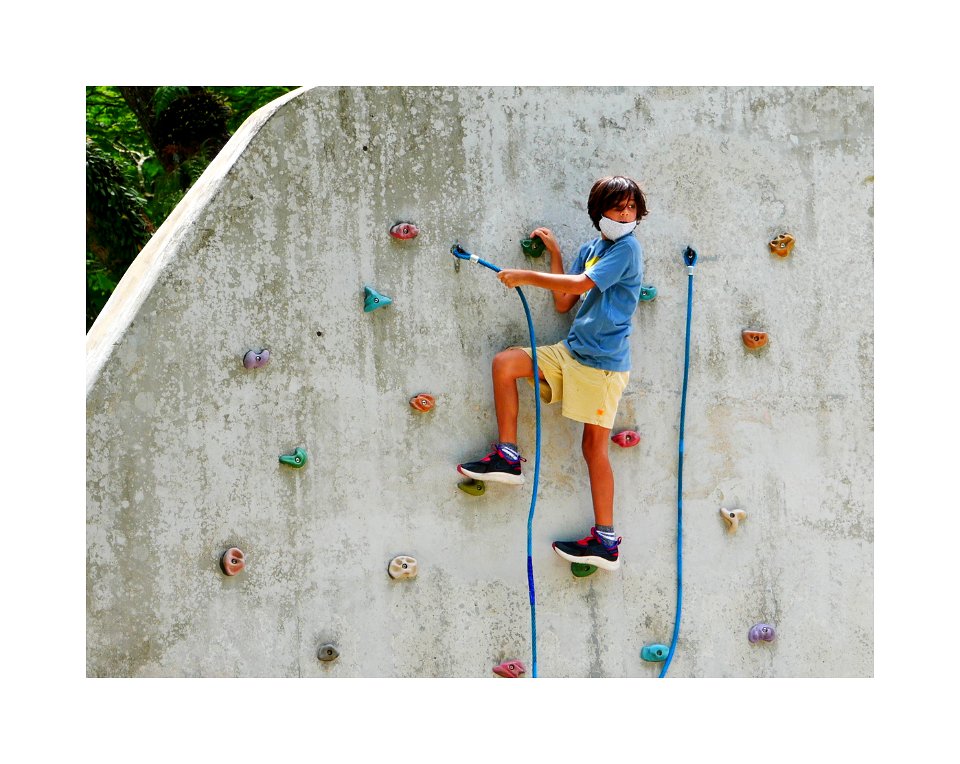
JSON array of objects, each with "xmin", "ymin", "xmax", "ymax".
[
  {"xmin": 720, "ymin": 507, "xmax": 747, "ymax": 533},
  {"xmin": 388, "ymin": 555, "xmax": 419, "ymax": 580}
]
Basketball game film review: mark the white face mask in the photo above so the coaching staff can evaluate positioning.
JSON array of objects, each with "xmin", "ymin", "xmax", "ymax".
[{"xmin": 598, "ymin": 216, "xmax": 637, "ymax": 241}]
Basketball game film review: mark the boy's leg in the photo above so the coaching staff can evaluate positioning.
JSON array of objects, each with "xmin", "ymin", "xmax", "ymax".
[
  {"xmin": 581, "ymin": 423, "xmax": 614, "ymax": 527},
  {"xmin": 492, "ymin": 348, "xmax": 546, "ymax": 444},
  {"xmin": 457, "ymin": 348, "xmax": 546, "ymax": 485}
]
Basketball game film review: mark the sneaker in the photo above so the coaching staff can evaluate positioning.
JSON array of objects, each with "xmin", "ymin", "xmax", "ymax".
[
  {"xmin": 457, "ymin": 444, "xmax": 525, "ymax": 485},
  {"xmin": 552, "ymin": 527, "xmax": 621, "ymax": 571}
]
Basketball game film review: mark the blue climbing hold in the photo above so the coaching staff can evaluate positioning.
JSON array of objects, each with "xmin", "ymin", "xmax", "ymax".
[
  {"xmin": 639, "ymin": 285, "xmax": 657, "ymax": 302},
  {"xmin": 641, "ymin": 644, "xmax": 669, "ymax": 662},
  {"xmin": 364, "ymin": 286, "xmax": 392, "ymax": 312}
]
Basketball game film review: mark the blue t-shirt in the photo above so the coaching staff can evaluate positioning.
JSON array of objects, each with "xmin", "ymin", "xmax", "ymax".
[{"xmin": 563, "ymin": 234, "xmax": 643, "ymax": 372}]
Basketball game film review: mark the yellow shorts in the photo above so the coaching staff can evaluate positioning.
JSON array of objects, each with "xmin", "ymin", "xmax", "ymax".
[{"xmin": 516, "ymin": 342, "xmax": 629, "ymax": 429}]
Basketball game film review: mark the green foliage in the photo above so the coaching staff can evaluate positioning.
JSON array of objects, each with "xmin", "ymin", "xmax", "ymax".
[{"xmin": 85, "ymin": 86, "xmax": 300, "ymax": 330}]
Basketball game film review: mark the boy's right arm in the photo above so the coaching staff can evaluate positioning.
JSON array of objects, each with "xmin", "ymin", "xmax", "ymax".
[{"xmin": 532, "ymin": 227, "xmax": 581, "ymax": 314}]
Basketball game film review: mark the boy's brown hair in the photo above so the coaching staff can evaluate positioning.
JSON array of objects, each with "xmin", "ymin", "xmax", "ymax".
[{"xmin": 587, "ymin": 176, "xmax": 648, "ymax": 231}]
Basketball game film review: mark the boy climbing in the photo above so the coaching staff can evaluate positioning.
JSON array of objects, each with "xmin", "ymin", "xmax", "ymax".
[{"xmin": 458, "ymin": 176, "xmax": 648, "ymax": 572}]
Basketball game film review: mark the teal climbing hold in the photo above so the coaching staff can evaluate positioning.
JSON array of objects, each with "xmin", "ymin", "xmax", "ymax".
[
  {"xmin": 639, "ymin": 285, "xmax": 657, "ymax": 302},
  {"xmin": 521, "ymin": 236, "xmax": 545, "ymax": 257},
  {"xmin": 364, "ymin": 286, "xmax": 392, "ymax": 312},
  {"xmin": 641, "ymin": 644, "xmax": 669, "ymax": 662},
  {"xmin": 279, "ymin": 447, "xmax": 307, "ymax": 468}
]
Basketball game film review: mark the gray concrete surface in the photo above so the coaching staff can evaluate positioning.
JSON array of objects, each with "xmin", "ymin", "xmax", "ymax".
[{"xmin": 86, "ymin": 86, "xmax": 873, "ymax": 677}]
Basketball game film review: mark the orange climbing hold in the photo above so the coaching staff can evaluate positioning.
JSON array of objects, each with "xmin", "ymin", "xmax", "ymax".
[
  {"xmin": 220, "ymin": 547, "xmax": 245, "ymax": 576},
  {"xmin": 742, "ymin": 330, "xmax": 768, "ymax": 349},
  {"xmin": 410, "ymin": 393, "xmax": 435, "ymax": 412},
  {"xmin": 769, "ymin": 233, "xmax": 795, "ymax": 257}
]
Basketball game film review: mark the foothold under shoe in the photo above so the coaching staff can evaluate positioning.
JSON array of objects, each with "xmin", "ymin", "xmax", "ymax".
[
  {"xmin": 458, "ymin": 480, "xmax": 486, "ymax": 496},
  {"xmin": 641, "ymin": 644, "xmax": 669, "ymax": 662},
  {"xmin": 388, "ymin": 555, "xmax": 418, "ymax": 580},
  {"xmin": 390, "ymin": 222, "xmax": 420, "ymax": 240},
  {"xmin": 279, "ymin": 447, "xmax": 307, "ymax": 468},
  {"xmin": 571, "ymin": 562, "xmax": 598, "ymax": 577},
  {"xmin": 318, "ymin": 643, "xmax": 340, "ymax": 661},
  {"xmin": 639, "ymin": 285, "xmax": 657, "ymax": 302},
  {"xmin": 769, "ymin": 233, "xmax": 795, "ymax": 257},
  {"xmin": 611, "ymin": 430, "xmax": 640, "ymax": 448},
  {"xmin": 243, "ymin": 348, "xmax": 271, "ymax": 369},
  {"xmin": 492, "ymin": 660, "xmax": 526, "ymax": 678},
  {"xmin": 521, "ymin": 236, "xmax": 545, "ymax": 257},
  {"xmin": 410, "ymin": 393, "xmax": 435, "ymax": 412},
  {"xmin": 748, "ymin": 623, "xmax": 777, "ymax": 643},
  {"xmin": 220, "ymin": 547, "xmax": 246, "ymax": 576},
  {"xmin": 742, "ymin": 330, "xmax": 768, "ymax": 349},
  {"xmin": 364, "ymin": 286, "xmax": 393, "ymax": 312},
  {"xmin": 721, "ymin": 507, "xmax": 747, "ymax": 533}
]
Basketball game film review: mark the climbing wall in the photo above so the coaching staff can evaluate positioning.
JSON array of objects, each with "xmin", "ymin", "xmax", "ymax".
[{"xmin": 86, "ymin": 86, "xmax": 874, "ymax": 677}]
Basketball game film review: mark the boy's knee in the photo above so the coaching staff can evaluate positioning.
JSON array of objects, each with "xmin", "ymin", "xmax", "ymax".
[
  {"xmin": 582, "ymin": 428, "xmax": 610, "ymax": 460},
  {"xmin": 492, "ymin": 349, "xmax": 531, "ymax": 380}
]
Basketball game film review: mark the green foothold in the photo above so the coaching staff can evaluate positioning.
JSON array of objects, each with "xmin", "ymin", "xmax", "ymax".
[
  {"xmin": 458, "ymin": 480, "xmax": 486, "ymax": 496},
  {"xmin": 279, "ymin": 447, "xmax": 307, "ymax": 468},
  {"xmin": 641, "ymin": 644, "xmax": 669, "ymax": 662},
  {"xmin": 571, "ymin": 562, "xmax": 598, "ymax": 577},
  {"xmin": 364, "ymin": 286, "xmax": 392, "ymax": 312},
  {"xmin": 639, "ymin": 285, "xmax": 657, "ymax": 302},
  {"xmin": 521, "ymin": 236, "xmax": 545, "ymax": 257}
]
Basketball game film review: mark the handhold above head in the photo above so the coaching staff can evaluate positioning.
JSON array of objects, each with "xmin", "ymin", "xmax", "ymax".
[
  {"xmin": 243, "ymin": 348, "xmax": 271, "ymax": 369},
  {"xmin": 364, "ymin": 286, "xmax": 393, "ymax": 312},
  {"xmin": 279, "ymin": 447, "xmax": 307, "ymax": 468},
  {"xmin": 220, "ymin": 547, "xmax": 246, "ymax": 576},
  {"xmin": 492, "ymin": 660, "xmax": 526, "ymax": 678},
  {"xmin": 742, "ymin": 330, "xmax": 768, "ymax": 349},
  {"xmin": 388, "ymin": 555, "xmax": 418, "ymax": 580},
  {"xmin": 410, "ymin": 393, "xmax": 435, "ymax": 412},
  {"xmin": 720, "ymin": 507, "xmax": 747, "ymax": 533},
  {"xmin": 611, "ymin": 430, "xmax": 640, "ymax": 448},
  {"xmin": 748, "ymin": 623, "xmax": 777, "ymax": 643},
  {"xmin": 639, "ymin": 285, "xmax": 657, "ymax": 302},
  {"xmin": 390, "ymin": 222, "xmax": 420, "ymax": 240},
  {"xmin": 769, "ymin": 233, "xmax": 795, "ymax": 257},
  {"xmin": 521, "ymin": 236, "xmax": 545, "ymax": 257}
]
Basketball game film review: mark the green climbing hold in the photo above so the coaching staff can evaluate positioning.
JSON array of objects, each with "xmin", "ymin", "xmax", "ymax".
[
  {"xmin": 571, "ymin": 562, "xmax": 598, "ymax": 577},
  {"xmin": 639, "ymin": 285, "xmax": 657, "ymax": 302},
  {"xmin": 521, "ymin": 236, "xmax": 545, "ymax": 257},
  {"xmin": 458, "ymin": 480, "xmax": 486, "ymax": 496},
  {"xmin": 364, "ymin": 286, "xmax": 392, "ymax": 312},
  {"xmin": 641, "ymin": 644, "xmax": 669, "ymax": 662},
  {"xmin": 279, "ymin": 447, "xmax": 307, "ymax": 468}
]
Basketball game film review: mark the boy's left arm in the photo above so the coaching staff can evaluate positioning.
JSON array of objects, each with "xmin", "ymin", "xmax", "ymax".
[{"xmin": 497, "ymin": 268, "xmax": 595, "ymax": 295}]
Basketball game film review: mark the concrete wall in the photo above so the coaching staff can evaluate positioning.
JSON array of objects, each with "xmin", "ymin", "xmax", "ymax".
[{"xmin": 86, "ymin": 86, "xmax": 873, "ymax": 677}]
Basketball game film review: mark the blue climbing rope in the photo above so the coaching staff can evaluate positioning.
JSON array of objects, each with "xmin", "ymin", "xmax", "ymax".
[
  {"xmin": 659, "ymin": 245, "xmax": 698, "ymax": 678},
  {"xmin": 451, "ymin": 243, "xmax": 542, "ymax": 678}
]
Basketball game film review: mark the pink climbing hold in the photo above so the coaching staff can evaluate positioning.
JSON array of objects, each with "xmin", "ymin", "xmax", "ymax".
[
  {"xmin": 611, "ymin": 430, "xmax": 640, "ymax": 448},
  {"xmin": 492, "ymin": 660, "xmax": 526, "ymax": 678},
  {"xmin": 390, "ymin": 222, "xmax": 420, "ymax": 240},
  {"xmin": 220, "ymin": 548, "xmax": 246, "ymax": 576}
]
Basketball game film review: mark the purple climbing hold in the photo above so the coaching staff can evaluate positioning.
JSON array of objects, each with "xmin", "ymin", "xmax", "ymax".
[
  {"xmin": 748, "ymin": 623, "xmax": 777, "ymax": 643},
  {"xmin": 243, "ymin": 349, "xmax": 271, "ymax": 369}
]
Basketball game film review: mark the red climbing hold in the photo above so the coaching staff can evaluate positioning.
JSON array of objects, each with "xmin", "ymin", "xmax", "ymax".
[
  {"xmin": 410, "ymin": 393, "xmax": 435, "ymax": 412},
  {"xmin": 492, "ymin": 660, "xmax": 526, "ymax": 678},
  {"xmin": 390, "ymin": 222, "xmax": 420, "ymax": 240},
  {"xmin": 220, "ymin": 547, "xmax": 246, "ymax": 576},
  {"xmin": 611, "ymin": 430, "xmax": 640, "ymax": 448}
]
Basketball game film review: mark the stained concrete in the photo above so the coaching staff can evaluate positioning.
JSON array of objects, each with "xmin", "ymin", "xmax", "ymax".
[{"xmin": 86, "ymin": 86, "xmax": 873, "ymax": 677}]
